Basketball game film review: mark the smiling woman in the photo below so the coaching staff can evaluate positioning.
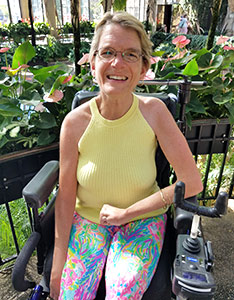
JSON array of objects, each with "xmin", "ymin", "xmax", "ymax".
[{"xmin": 50, "ymin": 11, "xmax": 203, "ymax": 300}]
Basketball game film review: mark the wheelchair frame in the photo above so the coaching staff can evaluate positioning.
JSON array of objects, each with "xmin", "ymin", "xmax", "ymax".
[{"xmin": 11, "ymin": 78, "xmax": 225, "ymax": 300}]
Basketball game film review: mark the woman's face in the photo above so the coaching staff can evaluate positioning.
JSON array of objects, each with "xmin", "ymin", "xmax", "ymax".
[{"xmin": 91, "ymin": 23, "xmax": 147, "ymax": 97}]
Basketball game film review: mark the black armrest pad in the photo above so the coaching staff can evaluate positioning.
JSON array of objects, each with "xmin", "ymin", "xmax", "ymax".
[
  {"xmin": 174, "ymin": 196, "xmax": 198, "ymax": 234},
  {"xmin": 23, "ymin": 160, "xmax": 59, "ymax": 208}
]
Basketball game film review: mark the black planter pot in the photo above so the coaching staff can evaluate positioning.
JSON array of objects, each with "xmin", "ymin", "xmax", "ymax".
[
  {"xmin": 0, "ymin": 143, "xmax": 59, "ymax": 205},
  {"xmin": 185, "ymin": 118, "xmax": 233, "ymax": 155}
]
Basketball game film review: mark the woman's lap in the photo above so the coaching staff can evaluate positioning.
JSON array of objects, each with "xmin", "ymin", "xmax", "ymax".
[{"xmin": 59, "ymin": 213, "xmax": 167, "ymax": 300}]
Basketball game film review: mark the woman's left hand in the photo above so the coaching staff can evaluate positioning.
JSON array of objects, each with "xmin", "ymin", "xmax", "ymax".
[{"xmin": 100, "ymin": 204, "xmax": 128, "ymax": 226}]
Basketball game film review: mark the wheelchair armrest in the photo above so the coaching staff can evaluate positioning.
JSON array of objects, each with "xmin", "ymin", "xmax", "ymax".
[
  {"xmin": 174, "ymin": 196, "xmax": 198, "ymax": 234},
  {"xmin": 23, "ymin": 160, "xmax": 59, "ymax": 208},
  {"xmin": 12, "ymin": 231, "xmax": 41, "ymax": 291}
]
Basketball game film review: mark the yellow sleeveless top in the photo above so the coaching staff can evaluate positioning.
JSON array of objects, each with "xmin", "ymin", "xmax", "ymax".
[{"xmin": 75, "ymin": 94, "xmax": 167, "ymax": 224}]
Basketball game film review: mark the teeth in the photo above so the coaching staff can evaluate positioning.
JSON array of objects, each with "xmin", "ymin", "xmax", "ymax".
[{"xmin": 108, "ymin": 75, "xmax": 127, "ymax": 80}]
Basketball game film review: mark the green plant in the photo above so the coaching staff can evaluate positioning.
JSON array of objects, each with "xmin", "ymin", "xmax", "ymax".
[
  {"xmin": 79, "ymin": 20, "xmax": 95, "ymax": 37},
  {"xmin": 8, "ymin": 22, "xmax": 31, "ymax": 45},
  {"xmin": 0, "ymin": 198, "xmax": 31, "ymax": 260},
  {"xmin": 58, "ymin": 22, "xmax": 73, "ymax": 35},
  {"xmin": 0, "ymin": 41, "xmax": 80, "ymax": 154},
  {"xmin": 34, "ymin": 22, "xmax": 50, "ymax": 35},
  {"xmin": 144, "ymin": 35, "xmax": 234, "ymax": 125},
  {"xmin": 46, "ymin": 36, "xmax": 71, "ymax": 61}
]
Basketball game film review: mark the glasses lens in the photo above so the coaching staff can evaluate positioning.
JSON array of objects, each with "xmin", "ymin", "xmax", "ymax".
[
  {"xmin": 123, "ymin": 50, "xmax": 141, "ymax": 62},
  {"xmin": 98, "ymin": 48, "xmax": 115, "ymax": 61}
]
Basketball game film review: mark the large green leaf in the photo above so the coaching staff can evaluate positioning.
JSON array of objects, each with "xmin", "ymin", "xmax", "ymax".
[
  {"xmin": 213, "ymin": 91, "xmax": 233, "ymax": 104},
  {"xmin": 34, "ymin": 112, "xmax": 57, "ymax": 129},
  {"xmin": 37, "ymin": 130, "xmax": 56, "ymax": 146},
  {"xmin": 197, "ymin": 52, "xmax": 213, "ymax": 69},
  {"xmin": 225, "ymin": 102, "xmax": 234, "ymax": 124},
  {"xmin": 30, "ymin": 64, "xmax": 60, "ymax": 75},
  {"xmin": 186, "ymin": 94, "xmax": 206, "ymax": 114},
  {"xmin": 12, "ymin": 41, "xmax": 36, "ymax": 69},
  {"xmin": 0, "ymin": 103, "xmax": 23, "ymax": 117},
  {"xmin": 183, "ymin": 59, "xmax": 199, "ymax": 76},
  {"xmin": 210, "ymin": 55, "xmax": 223, "ymax": 68}
]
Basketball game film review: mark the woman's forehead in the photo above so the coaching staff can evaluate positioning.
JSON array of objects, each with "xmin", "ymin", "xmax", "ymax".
[{"xmin": 98, "ymin": 24, "xmax": 141, "ymax": 48}]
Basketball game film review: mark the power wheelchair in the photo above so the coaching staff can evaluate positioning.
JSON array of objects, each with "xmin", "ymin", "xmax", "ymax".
[{"xmin": 11, "ymin": 79, "xmax": 228, "ymax": 300}]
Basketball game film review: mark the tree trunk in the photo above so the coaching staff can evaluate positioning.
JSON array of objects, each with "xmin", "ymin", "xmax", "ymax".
[
  {"xmin": 28, "ymin": 0, "xmax": 36, "ymax": 46},
  {"xmin": 222, "ymin": 0, "xmax": 234, "ymax": 35},
  {"xmin": 70, "ymin": 0, "xmax": 81, "ymax": 76},
  {"xmin": 44, "ymin": 0, "xmax": 59, "ymax": 38},
  {"xmin": 102, "ymin": 0, "xmax": 113, "ymax": 12},
  {"xmin": 146, "ymin": 0, "xmax": 157, "ymax": 32},
  {"xmin": 206, "ymin": 0, "xmax": 223, "ymax": 50}
]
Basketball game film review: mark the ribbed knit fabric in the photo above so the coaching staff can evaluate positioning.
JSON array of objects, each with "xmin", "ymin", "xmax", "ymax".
[{"xmin": 75, "ymin": 94, "xmax": 167, "ymax": 224}]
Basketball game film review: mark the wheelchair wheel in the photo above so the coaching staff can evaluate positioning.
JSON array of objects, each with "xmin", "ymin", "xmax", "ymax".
[{"xmin": 28, "ymin": 285, "xmax": 49, "ymax": 300}]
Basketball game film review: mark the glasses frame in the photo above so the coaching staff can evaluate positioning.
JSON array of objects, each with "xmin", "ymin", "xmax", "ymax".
[{"xmin": 95, "ymin": 47, "xmax": 144, "ymax": 63}]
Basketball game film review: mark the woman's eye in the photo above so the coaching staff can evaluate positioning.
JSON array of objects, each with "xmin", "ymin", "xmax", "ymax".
[
  {"xmin": 102, "ymin": 49, "xmax": 114, "ymax": 56},
  {"xmin": 126, "ymin": 51, "xmax": 138, "ymax": 58}
]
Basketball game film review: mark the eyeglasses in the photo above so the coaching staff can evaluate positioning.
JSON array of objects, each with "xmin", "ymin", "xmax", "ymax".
[{"xmin": 95, "ymin": 47, "xmax": 143, "ymax": 63}]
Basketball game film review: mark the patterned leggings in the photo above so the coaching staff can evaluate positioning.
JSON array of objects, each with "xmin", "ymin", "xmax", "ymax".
[{"xmin": 59, "ymin": 212, "xmax": 167, "ymax": 300}]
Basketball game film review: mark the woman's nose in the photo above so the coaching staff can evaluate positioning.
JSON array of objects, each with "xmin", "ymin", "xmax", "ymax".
[{"xmin": 111, "ymin": 52, "xmax": 125, "ymax": 65}]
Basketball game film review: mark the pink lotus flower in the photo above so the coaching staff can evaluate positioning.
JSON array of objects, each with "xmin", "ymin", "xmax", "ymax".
[
  {"xmin": 172, "ymin": 36, "xmax": 190, "ymax": 48},
  {"xmin": 43, "ymin": 90, "xmax": 64, "ymax": 102},
  {"xmin": 223, "ymin": 45, "xmax": 234, "ymax": 51},
  {"xmin": 144, "ymin": 68, "xmax": 155, "ymax": 80},
  {"xmin": 216, "ymin": 35, "xmax": 230, "ymax": 45},
  {"xmin": 0, "ymin": 47, "xmax": 10, "ymax": 53},
  {"xmin": 78, "ymin": 53, "xmax": 90, "ymax": 65},
  {"xmin": 62, "ymin": 75, "xmax": 73, "ymax": 84},
  {"xmin": 150, "ymin": 56, "xmax": 161, "ymax": 65}
]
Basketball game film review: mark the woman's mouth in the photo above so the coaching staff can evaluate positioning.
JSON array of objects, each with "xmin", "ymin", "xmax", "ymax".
[{"xmin": 107, "ymin": 75, "xmax": 128, "ymax": 81}]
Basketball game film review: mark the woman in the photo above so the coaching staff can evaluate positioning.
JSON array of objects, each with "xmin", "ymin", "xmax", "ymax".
[
  {"xmin": 178, "ymin": 14, "xmax": 189, "ymax": 34},
  {"xmin": 50, "ymin": 11, "xmax": 203, "ymax": 300}
]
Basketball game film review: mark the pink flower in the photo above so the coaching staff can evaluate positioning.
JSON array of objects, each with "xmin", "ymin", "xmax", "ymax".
[
  {"xmin": 35, "ymin": 102, "xmax": 46, "ymax": 112},
  {"xmin": 144, "ymin": 69, "xmax": 155, "ymax": 80},
  {"xmin": 62, "ymin": 75, "xmax": 73, "ymax": 84},
  {"xmin": 223, "ymin": 45, "xmax": 234, "ymax": 51},
  {"xmin": 216, "ymin": 35, "xmax": 230, "ymax": 45},
  {"xmin": 1, "ymin": 65, "xmax": 11, "ymax": 70},
  {"xmin": 43, "ymin": 90, "xmax": 64, "ymax": 102},
  {"xmin": 1, "ymin": 64, "xmax": 29, "ymax": 75},
  {"xmin": 78, "ymin": 53, "xmax": 90, "ymax": 65},
  {"xmin": 172, "ymin": 35, "xmax": 190, "ymax": 48},
  {"xmin": 0, "ymin": 47, "xmax": 10, "ymax": 53},
  {"xmin": 161, "ymin": 50, "xmax": 187, "ymax": 70},
  {"xmin": 150, "ymin": 56, "xmax": 160, "ymax": 64}
]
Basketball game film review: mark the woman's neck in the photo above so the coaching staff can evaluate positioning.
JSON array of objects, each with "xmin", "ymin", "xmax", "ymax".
[{"xmin": 95, "ymin": 93, "xmax": 134, "ymax": 120}]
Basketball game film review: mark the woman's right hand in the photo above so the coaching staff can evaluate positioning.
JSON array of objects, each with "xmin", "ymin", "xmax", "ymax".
[{"xmin": 49, "ymin": 267, "xmax": 63, "ymax": 300}]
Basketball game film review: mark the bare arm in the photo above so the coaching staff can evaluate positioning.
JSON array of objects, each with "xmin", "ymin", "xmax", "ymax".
[
  {"xmin": 49, "ymin": 113, "xmax": 79, "ymax": 300},
  {"xmin": 100, "ymin": 99, "xmax": 203, "ymax": 226}
]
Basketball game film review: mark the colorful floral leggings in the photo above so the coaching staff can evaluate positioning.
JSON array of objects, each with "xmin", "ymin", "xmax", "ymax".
[{"xmin": 59, "ymin": 212, "xmax": 167, "ymax": 300}]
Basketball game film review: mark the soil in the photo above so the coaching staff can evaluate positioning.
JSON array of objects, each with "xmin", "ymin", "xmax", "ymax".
[{"xmin": 0, "ymin": 206, "xmax": 233, "ymax": 300}]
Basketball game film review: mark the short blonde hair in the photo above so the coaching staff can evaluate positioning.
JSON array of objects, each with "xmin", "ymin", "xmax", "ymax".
[{"xmin": 89, "ymin": 11, "xmax": 152, "ymax": 69}]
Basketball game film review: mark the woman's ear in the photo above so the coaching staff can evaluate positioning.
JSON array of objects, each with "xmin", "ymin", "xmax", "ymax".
[
  {"xmin": 139, "ymin": 63, "xmax": 148, "ymax": 80},
  {"xmin": 90, "ymin": 57, "xmax": 96, "ymax": 77}
]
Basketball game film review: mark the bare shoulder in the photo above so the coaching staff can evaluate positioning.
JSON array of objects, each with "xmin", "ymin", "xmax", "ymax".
[
  {"xmin": 137, "ymin": 95, "xmax": 173, "ymax": 131},
  {"xmin": 61, "ymin": 100, "xmax": 92, "ymax": 144},
  {"xmin": 138, "ymin": 95, "xmax": 170, "ymax": 114}
]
